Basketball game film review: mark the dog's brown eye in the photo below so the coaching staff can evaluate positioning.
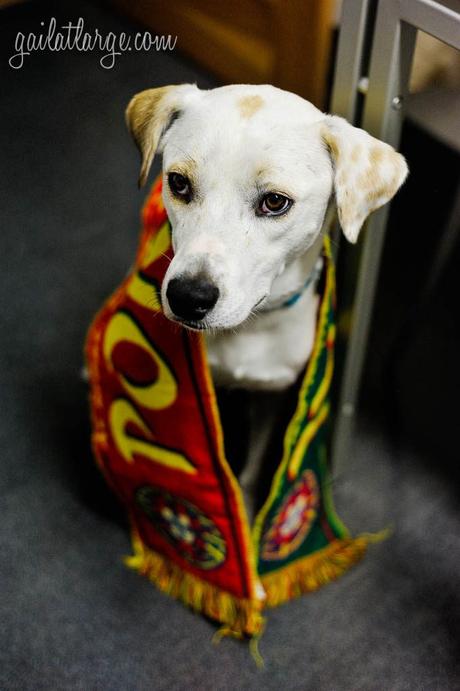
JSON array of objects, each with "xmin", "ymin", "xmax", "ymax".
[
  {"xmin": 168, "ymin": 172, "xmax": 191, "ymax": 200},
  {"xmin": 258, "ymin": 193, "xmax": 292, "ymax": 216}
]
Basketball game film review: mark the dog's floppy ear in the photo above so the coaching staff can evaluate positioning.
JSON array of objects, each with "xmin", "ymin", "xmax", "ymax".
[
  {"xmin": 125, "ymin": 84, "xmax": 197, "ymax": 188},
  {"xmin": 321, "ymin": 115, "xmax": 408, "ymax": 243}
]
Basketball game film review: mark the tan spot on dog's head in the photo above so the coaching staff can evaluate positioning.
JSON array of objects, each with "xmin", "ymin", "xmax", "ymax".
[
  {"xmin": 238, "ymin": 95, "xmax": 264, "ymax": 119},
  {"xmin": 357, "ymin": 167, "xmax": 378, "ymax": 191},
  {"xmin": 369, "ymin": 146, "xmax": 385, "ymax": 166},
  {"xmin": 351, "ymin": 145, "xmax": 361, "ymax": 162},
  {"xmin": 366, "ymin": 188, "xmax": 384, "ymax": 205},
  {"xmin": 365, "ymin": 173, "xmax": 402, "ymax": 205}
]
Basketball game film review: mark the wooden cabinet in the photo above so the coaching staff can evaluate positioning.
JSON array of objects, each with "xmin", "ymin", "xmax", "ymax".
[{"xmin": 111, "ymin": 0, "xmax": 334, "ymax": 107}]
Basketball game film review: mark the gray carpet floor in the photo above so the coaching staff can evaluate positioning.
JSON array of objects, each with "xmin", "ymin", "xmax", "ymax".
[{"xmin": 1, "ymin": 1, "xmax": 459, "ymax": 689}]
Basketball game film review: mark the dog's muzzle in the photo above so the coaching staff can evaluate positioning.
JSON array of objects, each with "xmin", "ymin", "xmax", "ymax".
[{"xmin": 166, "ymin": 275, "xmax": 220, "ymax": 323}]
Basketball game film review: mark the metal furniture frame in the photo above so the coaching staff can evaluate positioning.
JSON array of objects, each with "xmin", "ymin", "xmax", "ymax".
[{"xmin": 330, "ymin": 0, "xmax": 460, "ymax": 473}]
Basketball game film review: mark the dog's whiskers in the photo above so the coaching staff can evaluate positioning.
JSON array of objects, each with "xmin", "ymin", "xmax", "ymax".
[{"xmin": 146, "ymin": 296, "xmax": 162, "ymax": 312}]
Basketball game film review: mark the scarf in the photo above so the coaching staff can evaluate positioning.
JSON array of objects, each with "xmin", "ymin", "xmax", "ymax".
[{"xmin": 86, "ymin": 177, "xmax": 379, "ymax": 638}]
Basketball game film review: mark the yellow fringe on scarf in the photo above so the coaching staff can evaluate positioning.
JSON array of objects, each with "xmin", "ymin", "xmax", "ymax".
[
  {"xmin": 124, "ymin": 529, "xmax": 389, "ymax": 632},
  {"xmin": 124, "ymin": 532, "xmax": 265, "ymax": 637},
  {"xmin": 261, "ymin": 530, "xmax": 390, "ymax": 608},
  {"xmin": 212, "ymin": 625, "xmax": 266, "ymax": 668}
]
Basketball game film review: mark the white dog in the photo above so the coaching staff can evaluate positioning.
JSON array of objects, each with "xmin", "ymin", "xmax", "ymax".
[{"xmin": 126, "ymin": 83, "xmax": 407, "ymax": 516}]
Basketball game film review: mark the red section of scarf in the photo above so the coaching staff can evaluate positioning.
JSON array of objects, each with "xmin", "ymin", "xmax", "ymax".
[{"xmin": 86, "ymin": 178, "xmax": 255, "ymax": 601}]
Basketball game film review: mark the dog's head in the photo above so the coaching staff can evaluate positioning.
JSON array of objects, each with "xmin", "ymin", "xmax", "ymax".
[{"xmin": 126, "ymin": 84, "xmax": 407, "ymax": 330}]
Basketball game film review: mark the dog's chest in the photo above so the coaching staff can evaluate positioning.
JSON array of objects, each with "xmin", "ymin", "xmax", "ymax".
[{"xmin": 205, "ymin": 287, "xmax": 320, "ymax": 391}]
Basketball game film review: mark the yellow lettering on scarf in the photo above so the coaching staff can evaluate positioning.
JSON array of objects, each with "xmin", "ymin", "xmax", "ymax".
[
  {"xmin": 104, "ymin": 311, "xmax": 176, "ymax": 410},
  {"xmin": 126, "ymin": 222, "xmax": 170, "ymax": 310},
  {"xmin": 109, "ymin": 398, "xmax": 195, "ymax": 473}
]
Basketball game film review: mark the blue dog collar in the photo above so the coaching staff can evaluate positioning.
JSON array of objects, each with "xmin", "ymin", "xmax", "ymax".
[{"xmin": 260, "ymin": 258, "xmax": 324, "ymax": 313}]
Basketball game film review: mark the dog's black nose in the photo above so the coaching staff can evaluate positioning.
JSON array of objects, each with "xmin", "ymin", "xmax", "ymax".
[{"xmin": 166, "ymin": 276, "xmax": 219, "ymax": 321}]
